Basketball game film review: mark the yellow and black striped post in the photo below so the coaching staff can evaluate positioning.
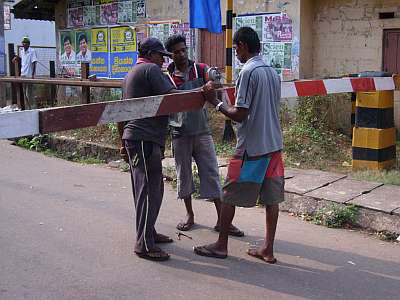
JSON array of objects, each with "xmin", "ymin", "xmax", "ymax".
[
  {"xmin": 352, "ymin": 90, "xmax": 396, "ymax": 170},
  {"xmin": 222, "ymin": 0, "xmax": 235, "ymax": 142},
  {"xmin": 225, "ymin": 0, "xmax": 233, "ymax": 83},
  {"xmin": 351, "ymin": 92, "xmax": 356, "ymax": 133}
]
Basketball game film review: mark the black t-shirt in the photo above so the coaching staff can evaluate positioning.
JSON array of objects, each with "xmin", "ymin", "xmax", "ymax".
[{"xmin": 122, "ymin": 62, "xmax": 174, "ymax": 146}]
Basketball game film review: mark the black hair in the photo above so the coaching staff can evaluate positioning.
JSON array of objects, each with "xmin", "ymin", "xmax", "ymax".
[
  {"xmin": 233, "ymin": 27, "xmax": 261, "ymax": 54},
  {"xmin": 138, "ymin": 42, "xmax": 149, "ymax": 57},
  {"xmin": 63, "ymin": 36, "xmax": 72, "ymax": 44},
  {"xmin": 165, "ymin": 34, "xmax": 186, "ymax": 52},
  {"xmin": 78, "ymin": 34, "xmax": 88, "ymax": 43}
]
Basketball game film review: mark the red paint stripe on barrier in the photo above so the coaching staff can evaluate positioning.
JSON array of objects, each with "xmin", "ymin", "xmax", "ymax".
[
  {"xmin": 295, "ymin": 80, "xmax": 327, "ymax": 97},
  {"xmin": 156, "ymin": 92, "xmax": 205, "ymax": 116},
  {"xmin": 350, "ymin": 78, "xmax": 376, "ymax": 92},
  {"xmin": 40, "ymin": 103, "xmax": 107, "ymax": 133}
]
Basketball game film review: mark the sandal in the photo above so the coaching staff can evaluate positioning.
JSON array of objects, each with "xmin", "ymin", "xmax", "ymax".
[
  {"xmin": 176, "ymin": 221, "xmax": 195, "ymax": 231},
  {"xmin": 135, "ymin": 249, "xmax": 170, "ymax": 261},
  {"xmin": 155, "ymin": 233, "xmax": 173, "ymax": 244},
  {"xmin": 214, "ymin": 225, "xmax": 245, "ymax": 237},
  {"xmin": 193, "ymin": 245, "xmax": 227, "ymax": 259},
  {"xmin": 246, "ymin": 248, "xmax": 277, "ymax": 264}
]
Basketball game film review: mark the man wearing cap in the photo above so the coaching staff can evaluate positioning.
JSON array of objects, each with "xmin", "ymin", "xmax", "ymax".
[
  {"xmin": 13, "ymin": 37, "xmax": 38, "ymax": 109},
  {"xmin": 118, "ymin": 38, "xmax": 177, "ymax": 261}
]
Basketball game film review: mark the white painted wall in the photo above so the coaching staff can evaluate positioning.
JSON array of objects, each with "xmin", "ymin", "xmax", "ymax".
[{"xmin": 4, "ymin": 5, "xmax": 56, "ymax": 75}]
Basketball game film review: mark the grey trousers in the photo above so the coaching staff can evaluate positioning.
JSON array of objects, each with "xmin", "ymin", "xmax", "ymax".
[{"xmin": 125, "ymin": 140, "xmax": 164, "ymax": 253}]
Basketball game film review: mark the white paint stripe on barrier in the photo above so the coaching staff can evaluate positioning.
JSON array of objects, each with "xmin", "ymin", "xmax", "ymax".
[
  {"xmin": 0, "ymin": 110, "xmax": 39, "ymax": 139},
  {"xmin": 324, "ymin": 78, "xmax": 353, "ymax": 94},
  {"xmin": 281, "ymin": 82, "xmax": 298, "ymax": 98},
  {"xmin": 98, "ymin": 95, "xmax": 164, "ymax": 124},
  {"xmin": 373, "ymin": 77, "xmax": 395, "ymax": 91}
]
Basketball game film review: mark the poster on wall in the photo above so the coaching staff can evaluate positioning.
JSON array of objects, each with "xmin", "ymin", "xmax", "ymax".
[
  {"xmin": 75, "ymin": 30, "xmax": 92, "ymax": 62},
  {"xmin": 68, "ymin": 7, "xmax": 84, "ymax": 28},
  {"xmin": 90, "ymin": 27, "xmax": 109, "ymax": 78},
  {"xmin": 83, "ymin": 6, "xmax": 96, "ymax": 26},
  {"xmin": 234, "ymin": 12, "xmax": 296, "ymax": 81},
  {"xmin": 59, "ymin": 30, "xmax": 78, "ymax": 76},
  {"xmin": 4, "ymin": 5, "xmax": 11, "ymax": 30},
  {"xmin": 97, "ymin": 2, "xmax": 118, "ymax": 25},
  {"xmin": 68, "ymin": 0, "xmax": 92, "ymax": 8},
  {"xmin": 118, "ymin": 0, "xmax": 137, "ymax": 23},
  {"xmin": 110, "ymin": 26, "xmax": 137, "ymax": 79},
  {"xmin": 148, "ymin": 22, "xmax": 195, "ymax": 59},
  {"xmin": 137, "ymin": 0, "xmax": 146, "ymax": 18},
  {"xmin": 263, "ymin": 13, "xmax": 293, "ymax": 42},
  {"xmin": 234, "ymin": 15, "xmax": 263, "ymax": 40}
]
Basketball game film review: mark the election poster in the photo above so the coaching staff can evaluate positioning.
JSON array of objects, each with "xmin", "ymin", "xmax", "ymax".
[
  {"xmin": 75, "ymin": 30, "xmax": 92, "ymax": 63},
  {"xmin": 90, "ymin": 27, "xmax": 109, "ymax": 78},
  {"xmin": 59, "ymin": 30, "xmax": 78, "ymax": 76},
  {"xmin": 110, "ymin": 26, "xmax": 137, "ymax": 79}
]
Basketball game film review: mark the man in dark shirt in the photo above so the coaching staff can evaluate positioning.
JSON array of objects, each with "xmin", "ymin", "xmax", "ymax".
[{"xmin": 118, "ymin": 38, "xmax": 176, "ymax": 261}]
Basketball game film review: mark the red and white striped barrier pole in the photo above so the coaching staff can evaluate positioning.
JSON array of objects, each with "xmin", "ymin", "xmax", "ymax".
[{"xmin": 0, "ymin": 76, "xmax": 397, "ymax": 139}]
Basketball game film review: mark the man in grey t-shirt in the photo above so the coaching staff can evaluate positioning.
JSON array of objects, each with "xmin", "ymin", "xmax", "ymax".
[{"xmin": 194, "ymin": 27, "xmax": 285, "ymax": 263}]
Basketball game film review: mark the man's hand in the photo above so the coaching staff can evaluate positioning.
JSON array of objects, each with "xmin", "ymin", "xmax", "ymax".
[
  {"xmin": 120, "ymin": 146, "xmax": 129, "ymax": 163},
  {"xmin": 12, "ymin": 56, "xmax": 19, "ymax": 64},
  {"xmin": 202, "ymin": 81, "xmax": 219, "ymax": 106}
]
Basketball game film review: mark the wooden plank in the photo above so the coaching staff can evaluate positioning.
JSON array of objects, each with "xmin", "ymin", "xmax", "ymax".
[{"xmin": 0, "ymin": 110, "xmax": 40, "ymax": 138}]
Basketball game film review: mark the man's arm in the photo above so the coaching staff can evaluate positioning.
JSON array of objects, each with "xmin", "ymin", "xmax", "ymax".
[{"xmin": 202, "ymin": 81, "xmax": 248, "ymax": 123}]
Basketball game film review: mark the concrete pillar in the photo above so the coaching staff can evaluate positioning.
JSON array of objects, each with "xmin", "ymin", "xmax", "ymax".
[{"xmin": 352, "ymin": 91, "xmax": 396, "ymax": 170}]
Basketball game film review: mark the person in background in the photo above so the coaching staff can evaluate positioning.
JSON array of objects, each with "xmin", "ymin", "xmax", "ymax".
[
  {"xmin": 12, "ymin": 37, "xmax": 38, "ymax": 109},
  {"xmin": 164, "ymin": 34, "xmax": 244, "ymax": 237}
]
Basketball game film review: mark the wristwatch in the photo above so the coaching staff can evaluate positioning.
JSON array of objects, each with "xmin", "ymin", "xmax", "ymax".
[{"xmin": 215, "ymin": 101, "xmax": 224, "ymax": 111}]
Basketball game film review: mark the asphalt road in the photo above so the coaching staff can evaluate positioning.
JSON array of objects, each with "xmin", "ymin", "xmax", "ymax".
[{"xmin": 0, "ymin": 140, "xmax": 399, "ymax": 300}]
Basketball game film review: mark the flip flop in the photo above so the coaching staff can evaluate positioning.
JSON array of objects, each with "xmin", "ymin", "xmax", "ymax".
[
  {"xmin": 155, "ymin": 233, "xmax": 173, "ymax": 244},
  {"xmin": 246, "ymin": 248, "xmax": 277, "ymax": 264},
  {"xmin": 135, "ymin": 249, "xmax": 170, "ymax": 262},
  {"xmin": 176, "ymin": 221, "xmax": 195, "ymax": 231},
  {"xmin": 193, "ymin": 245, "xmax": 227, "ymax": 259},
  {"xmin": 214, "ymin": 225, "xmax": 245, "ymax": 237}
]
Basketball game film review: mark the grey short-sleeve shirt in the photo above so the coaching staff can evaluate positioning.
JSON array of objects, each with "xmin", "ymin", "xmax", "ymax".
[
  {"xmin": 235, "ymin": 55, "xmax": 283, "ymax": 156},
  {"xmin": 122, "ymin": 62, "xmax": 175, "ymax": 146}
]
